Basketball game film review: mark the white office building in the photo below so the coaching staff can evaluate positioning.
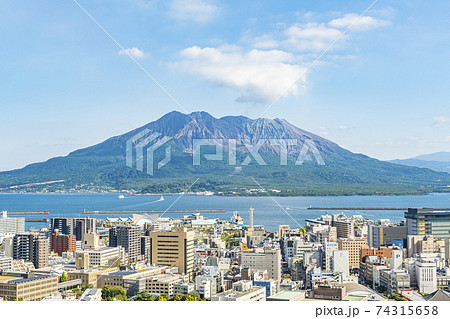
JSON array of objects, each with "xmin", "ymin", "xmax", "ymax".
[
  {"xmin": 415, "ymin": 261, "xmax": 437, "ymax": 294},
  {"xmin": 332, "ymin": 250, "xmax": 350, "ymax": 275},
  {"xmin": 77, "ymin": 247, "xmax": 123, "ymax": 267}
]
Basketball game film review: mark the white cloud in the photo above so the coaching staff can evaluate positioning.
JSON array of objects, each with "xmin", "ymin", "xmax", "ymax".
[
  {"xmin": 337, "ymin": 125, "xmax": 348, "ymax": 130},
  {"xmin": 247, "ymin": 13, "xmax": 389, "ymax": 52},
  {"xmin": 176, "ymin": 46, "xmax": 306, "ymax": 103},
  {"xmin": 119, "ymin": 47, "xmax": 147, "ymax": 59},
  {"xmin": 283, "ymin": 23, "xmax": 342, "ymax": 52},
  {"xmin": 433, "ymin": 116, "xmax": 450, "ymax": 127},
  {"xmin": 328, "ymin": 13, "xmax": 390, "ymax": 31},
  {"xmin": 175, "ymin": 12, "xmax": 391, "ymax": 103},
  {"xmin": 168, "ymin": 0, "xmax": 220, "ymax": 23}
]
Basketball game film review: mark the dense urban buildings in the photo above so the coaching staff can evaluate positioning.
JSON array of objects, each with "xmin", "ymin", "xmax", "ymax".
[{"xmin": 1, "ymin": 207, "xmax": 450, "ymax": 301}]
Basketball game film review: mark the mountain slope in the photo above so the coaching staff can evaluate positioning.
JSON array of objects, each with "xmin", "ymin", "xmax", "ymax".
[
  {"xmin": 1, "ymin": 111, "xmax": 450, "ymax": 195},
  {"xmin": 390, "ymin": 152, "xmax": 450, "ymax": 174}
]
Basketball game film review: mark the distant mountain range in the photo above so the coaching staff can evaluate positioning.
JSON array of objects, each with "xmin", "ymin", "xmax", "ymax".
[
  {"xmin": 1, "ymin": 111, "xmax": 450, "ymax": 196},
  {"xmin": 389, "ymin": 152, "xmax": 450, "ymax": 174}
]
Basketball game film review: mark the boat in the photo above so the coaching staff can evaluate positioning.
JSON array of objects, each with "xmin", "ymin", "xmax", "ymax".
[
  {"xmin": 160, "ymin": 195, "xmax": 164, "ymax": 201},
  {"xmin": 118, "ymin": 195, "xmax": 125, "ymax": 199}
]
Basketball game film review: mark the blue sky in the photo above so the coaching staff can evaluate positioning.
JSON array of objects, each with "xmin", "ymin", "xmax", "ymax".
[{"xmin": 1, "ymin": 0, "xmax": 450, "ymax": 171}]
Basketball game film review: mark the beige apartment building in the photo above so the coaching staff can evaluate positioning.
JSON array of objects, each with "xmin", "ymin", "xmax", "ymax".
[
  {"xmin": 146, "ymin": 274, "xmax": 183, "ymax": 296},
  {"xmin": 96, "ymin": 266, "xmax": 166, "ymax": 288},
  {"xmin": 338, "ymin": 238, "xmax": 368, "ymax": 269},
  {"xmin": 0, "ymin": 275, "xmax": 58, "ymax": 301},
  {"xmin": 68, "ymin": 267, "xmax": 118, "ymax": 288},
  {"xmin": 149, "ymin": 227, "xmax": 195, "ymax": 280}
]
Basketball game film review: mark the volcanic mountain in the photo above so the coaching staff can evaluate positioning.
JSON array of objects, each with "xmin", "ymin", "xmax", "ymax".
[{"xmin": 1, "ymin": 111, "xmax": 450, "ymax": 196}]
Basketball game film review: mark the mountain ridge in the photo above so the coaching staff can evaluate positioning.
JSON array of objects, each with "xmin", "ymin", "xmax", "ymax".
[
  {"xmin": 389, "ymin": 151, "xmax": 450, "ymax": 174},
  {"xmin": 1, "ymin": 111, "xmax": 450, "ymax": 196}
]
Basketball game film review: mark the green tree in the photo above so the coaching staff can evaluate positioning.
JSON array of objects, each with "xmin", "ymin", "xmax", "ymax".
[
  {"xmin": 172, "ymin": 293, "xmax": 183, "ymax": 301},
  {"xmin": 392, "ymin": 294, "xmax": 408, "ymax": 301},
  {"xmin": 185, "ymin": 293, "xmax": 200, "ymax": 301},
  {"xmin": 101, "ymin": 285, "xmax": 127, "ymax": 301},
  {"xmin": 135, "ymin": 291, "xmax": 158, "ymax": 301},
  {"xmin": 60, "ymin": 272, "xmax": 68, "ymax": 283}
]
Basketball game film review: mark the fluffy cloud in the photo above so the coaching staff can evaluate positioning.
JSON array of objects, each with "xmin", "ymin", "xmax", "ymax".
[
  {"xmin": 119, "ymin": 47, "xmax": 146, "ymax": 59},
  {"xmin": 176, "ymin": 12, "xmax": 390, "ymax": 103},
  {"xmin": 168, "ymin": 0, "xmax": 220, "ymax": 23},
  {"xmin": 176, "ymin": 46, "xmax": 306, "ymax": 103},
  {"xmin": 249, "ymin": 14, "xmax": 388, "ymax": 52},
  {"xmin": 433, "ymin": 116, "xmax": 450, "ymax": 127},
  {"xmin": 328, "ymin": 13, "xmax": 390, "ymax": 31}
]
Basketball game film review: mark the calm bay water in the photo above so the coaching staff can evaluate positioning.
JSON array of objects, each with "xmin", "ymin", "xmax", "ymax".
[{"xmin": 1, "ymin": 193, "xmax": 450, "ymax": 232}]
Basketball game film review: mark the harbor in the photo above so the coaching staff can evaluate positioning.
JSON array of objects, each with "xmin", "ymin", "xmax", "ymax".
[{"xmin": 82, "ymin": 209, "xmax": 226, "ymax": 214}]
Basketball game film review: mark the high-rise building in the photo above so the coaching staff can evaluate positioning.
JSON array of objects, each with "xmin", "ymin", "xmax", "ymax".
[
  {"xmin": 51, "ymin": 218, "xmax": 73, "ymax": 235},
  {"xmin": 109, "ymin": 225, "xmax": 140, "ymax": 263},
  {"xmin": 332, "ymin": 216, "xmax": 354, "ymax": 239},
  {"xmin": 140, "ymin": 236, "xmax": 151, "ymax": 263},
  {"xmin": 332, "ymin": 250, "xmax": 349, "ymax": 275},
  {"xmin": 337, "ymin": 238, "xmax": 367, "ymax": 270},
  {"xmin": 368, "ymin": 224, "xmax": 408, "ymax": 248},
  {"xmin": 321, "ymin": 241, "xmax": 338, "ymax": 271},
  {"xmin": 249, "ymin": 207, "xmax": 254, "ymax": 228},
  {"xmin": 149, "ymin": 227, "xmax": 195, "ymax": 280},
  {"xmin": 50, "ymin": 230, "xmax": 76, "ymax": 256},
  {"xmin": 74, "ymin": 218, "xmax": 96, "ymax": 241},
  {"xmin": 241, "ymin": 247, "xmax": 282, "ymax": 281},
  {"xmin": 13, "ymin": 233, "xmax": 49, "ymax": 269},
  {"xmin": 405, "ymin": 208, "xmax": 450, "ymax": 239},
  {"xmin": 50, "ymin": 217, "xmax": 96, "ymax": 240},
  {"xmin": 0, "ymin": 211, "xmax": 25, "ymax": 235}
]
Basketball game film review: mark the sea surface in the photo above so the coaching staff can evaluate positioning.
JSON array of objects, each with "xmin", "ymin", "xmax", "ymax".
[{"xmin": 1, "ymin": 193, "xmax": 450, "ymax": 232}]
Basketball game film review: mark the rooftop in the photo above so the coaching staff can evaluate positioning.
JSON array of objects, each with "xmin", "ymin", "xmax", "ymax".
[
  {"xmin": 0, "ymin": 275, "xmax": 21, "ymax": 283},
  {"xmin": 214, "ymin": 286, "xmax": 265, "ymax": 298},
  {"xmin": 267, "ymin": 291, "xmax": 305, "ymax": 301},
  {"xmin": 8, "ymin": 275, "xmax": 52, "ymax": 284},
  {"xmin": 108, "ymin": 271, "xmax": 136, "ymax": 277}
]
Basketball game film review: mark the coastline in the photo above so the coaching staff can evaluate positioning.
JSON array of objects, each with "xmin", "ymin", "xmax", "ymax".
[{"xmin": 0, "ymin": 190, "xmax": 447, "ymax": 197}]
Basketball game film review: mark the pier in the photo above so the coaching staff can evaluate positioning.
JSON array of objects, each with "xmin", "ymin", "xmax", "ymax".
[
  {"xmin": 7, "ymin": 211, "xmax": 49, "ymax": 215},
  {"xmin": 25, "ymin": 218, "xmax": 49, "ymax": 222},
  {"xmin": 82, "ymin": 209, "xmax": 226, "ymax": 214},
  {"xmin": 307, "ymin": 207, "xmax": 408, "ymax": 211}
]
